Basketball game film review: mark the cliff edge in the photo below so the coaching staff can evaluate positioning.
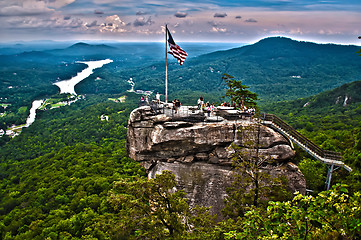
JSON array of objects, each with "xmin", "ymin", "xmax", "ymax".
[{"xmin": 127, "ymin": 106, "xmax": 306, "ymax": 216}]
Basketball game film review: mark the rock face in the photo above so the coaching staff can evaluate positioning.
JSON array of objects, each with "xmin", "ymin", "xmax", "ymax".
[{"xmin": 127, "ymin": 106, "xmax": 306, "ymax": 216}]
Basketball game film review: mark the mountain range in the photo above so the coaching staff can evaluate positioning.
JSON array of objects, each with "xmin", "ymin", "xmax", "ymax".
[
  {"xmin": 121, "ymin": 37, "xmax": 361, "ymax": 103},
  {"xmin": 1, "ymin": 37, "xmax": 360, "ymax": 108}
]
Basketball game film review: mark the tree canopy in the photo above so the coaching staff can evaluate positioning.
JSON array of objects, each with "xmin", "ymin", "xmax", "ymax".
[{"xmin": 222, "ymin": 73, "xmax": 258, "ymax": 108}]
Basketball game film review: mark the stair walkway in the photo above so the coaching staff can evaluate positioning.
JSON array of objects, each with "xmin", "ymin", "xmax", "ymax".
[{"xmin": 261, "ymin": 113, "xmax": 352, "ymax": 172}]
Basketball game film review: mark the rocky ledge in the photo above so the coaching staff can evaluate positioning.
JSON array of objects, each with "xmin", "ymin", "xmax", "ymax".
[{"xmin": 127, "ymin": 106, "xmax": 306, "ymax": 216}]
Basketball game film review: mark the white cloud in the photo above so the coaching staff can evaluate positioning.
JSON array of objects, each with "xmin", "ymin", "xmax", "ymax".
[
  {"xmin": 99, "ymin": 14, "xmax": 127, "ymax": 32},
  {"xmin": 211, "ymin": 27, "xmax": 227, "ymax": 32},
  {"xmin": 133, "ymin": 16, "xmax": 154, "ymax": 27},
  {"xmin": 41, "ymin": 0, "xmax": 76, "ymax": 9},
  {"xmin": 0, "ymin": 0, "xmax": 75, "ymax": 16},
  {"xmin": 0, "ymin": 4, "xmax": 53, "ymax": 16},
  {"xmin": 6, "ymin": 16, "xmax": 84, "ymax": 29},
  {"xmin": 269, "ymin": 30, "xmax": 286, "ymax": 34},
  {"xmin": 289, "ymin": 28, "xmax": 304, "ymax": 35}
]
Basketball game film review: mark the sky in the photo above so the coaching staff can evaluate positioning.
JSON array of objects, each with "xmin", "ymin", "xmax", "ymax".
[{"xmin": 0, "ymin": 0, "xmax": 360, "ymax": 44}]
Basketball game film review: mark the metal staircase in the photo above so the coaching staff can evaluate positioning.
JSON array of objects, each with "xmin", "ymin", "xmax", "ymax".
[{"xmin": 261, "ymin": 113, "xmax": 352, "ymax": 190}]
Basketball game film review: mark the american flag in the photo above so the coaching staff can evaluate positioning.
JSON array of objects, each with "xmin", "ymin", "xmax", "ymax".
[{"xmin": 167, "ymin": 28, "xmax": 187, "ymax": 65}]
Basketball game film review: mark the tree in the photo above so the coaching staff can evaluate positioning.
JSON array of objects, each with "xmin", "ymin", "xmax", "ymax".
[
  {"xmin": 224, "ymin": 184, "xmax": 361, "ymax": 240},
  {"xmin": 222, "ymin": 73, "xmax": 258, "ymax": 108},
  {"xmin": 223, "ymin": 123, "xmax": 292, "ymax": 219},
  {"xmin": 108, "ymin": 170, "xmax": 216, "ymax": 239},
  {"xmin": 298, "ymin": 157, "xmax": 326, "ymax": 193}
]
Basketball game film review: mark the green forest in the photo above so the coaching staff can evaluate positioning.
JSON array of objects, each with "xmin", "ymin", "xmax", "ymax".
[
  {"xmin": 0, "ymin": 38, "xmax": 361, "ymax": 239},
  {"xmin": 0, "ymin": 87, "xmax": 361, "ymax": 239}
]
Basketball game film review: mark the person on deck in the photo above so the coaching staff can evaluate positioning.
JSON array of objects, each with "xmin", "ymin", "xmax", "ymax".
[
  {"xmin": 206, "ymin": 102, "xmax": 211, "ymax": 117},
  {"xmin": 175, "ymin": 99, "xmax": 181, "ymax": 113},
  {"xmin": 172, "ymin": 99, "xmax": 177, "ymax": 113},
  {"xmin": 197, "ymin": 97, "xmax": 202, "ymax": 110},
  {"xmin": 156, "ymin": 92, "xmax": 161, "ymax": 104},
  {"xmin": 140, "ymin": 96, "xmax": 145, "ymax": 106},
  {"xmin": 211, "ymin": 103, "xmax": 215, "ymax": 115},
  {"xmin": 198, "ymin": 96, "xmax": 204, "ymax": 110}
]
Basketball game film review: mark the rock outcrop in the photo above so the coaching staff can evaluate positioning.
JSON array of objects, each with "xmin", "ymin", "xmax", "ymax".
[{"xmin": 127, "ymin": 106, "xmax": 306, "ymax": 216}]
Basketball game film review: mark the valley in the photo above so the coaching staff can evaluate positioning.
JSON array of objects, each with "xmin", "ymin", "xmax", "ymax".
[{"xmin": 0, "ymin": 37, "xmax": 360, "ymax": 239}]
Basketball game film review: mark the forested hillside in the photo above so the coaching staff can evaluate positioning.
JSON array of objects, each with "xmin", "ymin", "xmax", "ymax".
[
  {"xmin": 262, "ymin": 80, "xmax": 361, "ymax": 191},
  {"xmin": 0, "ymin": 93, "xmax": 147, "ymax": 239},
  {"xmin": 124, "ymin": 37, "xmax": 361, "ymax": 104},
  {"xmin": 1, "ymin": 89, "xmax": 361, "ymax": 239}
]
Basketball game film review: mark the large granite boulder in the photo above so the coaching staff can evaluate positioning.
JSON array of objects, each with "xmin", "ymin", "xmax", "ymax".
[{"xmin": 127, "ymin": 106, "xmax": 306, "ymax": 216}]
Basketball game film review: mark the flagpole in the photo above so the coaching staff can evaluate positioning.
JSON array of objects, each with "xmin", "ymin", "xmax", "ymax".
[{"xmin": 165, "ymin": 24, "xmax": 168, "ymax": 103}]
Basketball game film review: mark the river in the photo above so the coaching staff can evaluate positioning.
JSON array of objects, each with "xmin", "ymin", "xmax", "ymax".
[
  {"xmin": 25, "ymin": 99, "xmax": 44, "ymax": 127},
  {"xmin": 54, "ymin": 59, "xmax": 113, "ymax": 95},
  {"xmin": 4, "ymin": 59, "xmax": 113, "ymax": 136},
  {"xmin": 5, "ymin": 99, "xmax": 44, "ymax": 137}
]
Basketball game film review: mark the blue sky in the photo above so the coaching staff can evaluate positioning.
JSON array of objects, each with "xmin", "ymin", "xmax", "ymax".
[{"xmin": 0, "ymin": 0, "xmax": 360, "ymax": 44}]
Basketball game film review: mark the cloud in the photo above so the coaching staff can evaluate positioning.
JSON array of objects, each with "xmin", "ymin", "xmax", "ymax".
[
  {"xmin": 207, "ymin": 21, "xmax": 219, "ymax": 27},
  {"xmin": 136, "ymin": 11, "xmax": 147, "ymax": 15},
  {"xmin": 86, "ymin": 20, "xmax": 98, "ymax": 28},
  {"xmin": 214, "ymin": 13, "xmax": 227, "ymax": 18},
  {"xmin": 0, "ymin": 0, "xmax": 76, "ymax": 16},
  {"xmin": 133, "ymin": 16, "xmax": 154, "ymax": 27},
  {"xmin": 245, "ymin": 18, "xmax": 257, "ymax": 23},
  {"xmin": 42, "ymin": 0, "xmax": 76, "ymax": 9},
  {"xmin": 211, "ymin": 27, "xmax": 227, "ymax": 33},
  {"xmin": 67, "ymin": 18, "xmax": 84, "ymax": 29},
  {"xmin": 235, "ymin": 15, "xmax": 242, "ymax": 19},
  {"xmin": 289, "ymin": 28, "xmax": 304, "ymax": 35},
  {"xmin": 0, "ymin": 4, "xmax": 53, "ymax": 16},
  {"xmin": 63, "ymin": 16, "xmax": 71, "ymax": 20},
  {"xmin": 6, "ymin": 16, "xmax": 84, "ymax": 30},
  {"xmin": 99, "ymin": 14, "xmax": 126, "ymax": 32},
  {"xmin": 207, "ymin": 21, "xmax": 227, "ymax": 32},
  {"xmin": 174, "ymin": 12, "xmax": 187, "ymax": 18},
  {"xmin": 94, "ymin": 10, "xmax": 104, "ymax": 14}
]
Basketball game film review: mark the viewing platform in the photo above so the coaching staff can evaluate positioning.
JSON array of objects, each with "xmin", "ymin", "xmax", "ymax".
[{"xmin": 140, "ymin": 101, "xmax": 254, "ymax": 123}]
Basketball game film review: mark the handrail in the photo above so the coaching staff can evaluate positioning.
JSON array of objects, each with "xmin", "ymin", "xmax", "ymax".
[{"xmin": 262, "ymin": 113, "xmax": 351, "ymax": 172}]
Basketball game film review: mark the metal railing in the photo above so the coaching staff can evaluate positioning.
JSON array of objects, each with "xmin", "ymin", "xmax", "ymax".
[
  {"xmin": 261, "ymin": 113, "xmax": 351, "ymax": 172},
  {"xmin": 143, "ymin": 101, "xmax": 226, "ymax": 122}
]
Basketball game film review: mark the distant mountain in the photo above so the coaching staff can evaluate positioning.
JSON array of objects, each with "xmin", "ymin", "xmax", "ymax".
[
  {"xmin": 0, "ymin": 41, "xmax": 74, "ymax": 55},
  {"xmin": 66, "ymin": 42, "xmax": 116, "ymax": 51},
  {"xmin": 47, "ymin": 42, "xmax": 117, "ymax": 57},
  {"xmin": 301, "ymin": 79, "xmax": 361, "ymax": 109},
  {"xmin": 262, "ymin": 79, "xmax": 361, "ymax": 120},
  {"xmin": 123, "ymin": 37, "xmax": 361, "ymax": 103}
]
